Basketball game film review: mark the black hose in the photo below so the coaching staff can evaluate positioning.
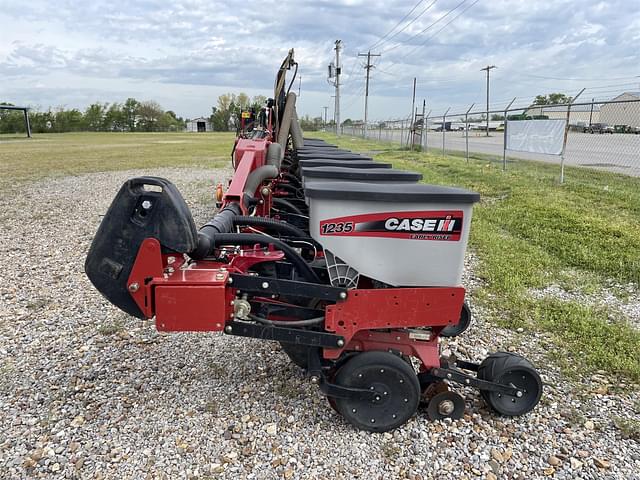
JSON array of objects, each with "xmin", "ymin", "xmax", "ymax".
[
  {"xmin": 199, "ymin": 233, "xmax": 320, "ymax": 283},
  {"xmin": 191, "ymin": 203, "xmax": 242, "ymax": 259},
  {"xmin": 249, "ymin": 313, "xmax": 324, "ymax": 327},
  {"xmin": 280, "ymin": 172, "xmax": 302, "ymax": 187},
  {"xmin": 272, "ymin": 197, "xmax": 303, "ymax": 215},
  {"xmin": 276, "ymin": 183, "xmax": 303, "ymax": 198},
  {"xmin": 232, "ymin": 215, "xmax": 308, "ymax": 238}
]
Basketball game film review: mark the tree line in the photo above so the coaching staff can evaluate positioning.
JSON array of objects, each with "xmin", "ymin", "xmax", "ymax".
[{"xmin": 0, "ymin": 99, "xmax": 185, "ymax": 134}]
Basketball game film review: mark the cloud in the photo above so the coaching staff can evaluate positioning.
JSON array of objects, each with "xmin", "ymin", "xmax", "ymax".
[{"xmin": 1, "ymin": 0, "xmax": 638, "ymax": 119}]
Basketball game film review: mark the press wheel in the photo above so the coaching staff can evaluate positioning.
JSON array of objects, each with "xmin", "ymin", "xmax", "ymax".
[
  {"xmin": 477, "ymin": 352, "xmax": 543, "ymax": 416},
  {"xmin": 333, "ymin": 351, "xmax": 421, "ymax": 432}
]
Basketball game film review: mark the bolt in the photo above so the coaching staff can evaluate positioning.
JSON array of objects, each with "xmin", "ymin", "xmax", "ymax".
[
  {"xmin": 465, "ymin": 379, "xmax": 470, "ymax": 384},
  {"xmin": 392, "ymin": 414, "xmax": 397, "ymax": 419},
  {"xmin": 227, "ymin": 277, "xmax": 233, "ymax": 284},
  {"xmin": 374, "ymin": 395, "xmax": 381, "ymax": 401},
  {"xmin": 370, "ymin": 419, "xmax": 375, "ymax": 423},
  {"xmin": 357, "ymin": 373, "xmax": 363, "ymax": 378},
  {"xmin": 141, "ymin": 200, "xmax": 152, "ymax": 210},
  {"xmin": 446, "ymin": 373, "xmax": 452, "ymax": 379},
  {"xmin": 224, "ymin": 325, "xmax": 233, "ymax": 334},
  {"xmin": 128, "ymin": 283, "xmax": 139, "ymax": 292},
  {"xmin": 404, "ymin": 398, "xmax": 408, "ymax": 403},
  {"xmin": 339, "ymin": 292, "xmax": 347, "ymax": 299},
  {"xmin": 380, "ymin": 369, "xmax": 385, "ymax": 373},
  {"xmin": 230, "ymin": 300, "xmax": 235, "ymax": 306},
  {"xmin": 310, "ymin": 376, "xmax": 320, "ymax": 384},
  {"xmin": 262, "ymin": 281, "xmax": 269, "ymax": 289},
  {"xmin": 516, "ymin": 391, "xmax": 523, "ymax": 398},
  {"xmin": 336, "ymin": 339, "xmax": 345, "ymax": 347},
  {"xmin": 167, "ymin": 256, "xmax": 175, "ymax": 264},
  {"xmin": 383, "ymin": 391, "xmax": 388, "ymax": 396},
  {"xmin": 261, "ymin": 187, "xmax": 270, "ymax": 196},
  {"xmin": 352, "ymin": 408, "xmax": 357, "ymax": 413},
  {"xmin": 399, "ymin": 379, "xmax": 404, "ymax": 384}
]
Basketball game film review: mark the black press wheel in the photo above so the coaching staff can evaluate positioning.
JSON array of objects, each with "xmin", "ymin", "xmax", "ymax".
[
  {"xmin": 441, "ymin": 302, "xmax": 472, "ymax": 338},
  {"xmin": 477, "ymin": 352, "xmax": 543, "ymax": 416},
  {"xmin": 333, "ymin": 351, "xmax": 421, "ymax": 432}
]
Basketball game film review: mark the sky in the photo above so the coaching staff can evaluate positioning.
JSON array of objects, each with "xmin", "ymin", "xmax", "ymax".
[{"xmin": 1, "ymin": 0, "xmax": 639, "ymax": 121}]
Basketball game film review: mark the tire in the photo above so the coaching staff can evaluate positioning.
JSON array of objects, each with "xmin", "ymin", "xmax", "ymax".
[
  {"xmin": 441, "ymin": 302, "xmax": 472, "ymax": 337},
  {"xmin": 477, "ymin": 352, "xmax": 542, "ymax": 416},
  {"xmin": 333, "ymin": 351, "xmax": 421, "ymax": 432}
]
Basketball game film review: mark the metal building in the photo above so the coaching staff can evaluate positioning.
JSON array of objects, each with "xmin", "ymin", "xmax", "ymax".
[
  {"xmin": 599, "ymin": 93, "xmax": 640, "ymax": 128},
  {"xmin": 186, "ymin": 117, "xmax": 212, "ymax": 132}
]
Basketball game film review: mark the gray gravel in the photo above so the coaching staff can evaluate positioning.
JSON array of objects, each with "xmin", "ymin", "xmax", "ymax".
[{"xmin": 1, "ymin": 168, "xmax": 639, "ymax": 479}]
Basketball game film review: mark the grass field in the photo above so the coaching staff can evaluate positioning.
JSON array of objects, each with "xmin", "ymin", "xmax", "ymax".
[
  {"xmin": 1, "ymin": 131, "xmax": 639, "ymax": 381},
  {"xmin": 0, "ymin": 132, "xmax": 234, "ymax": 191}
]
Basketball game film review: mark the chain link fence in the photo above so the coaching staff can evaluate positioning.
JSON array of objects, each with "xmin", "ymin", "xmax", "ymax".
[{"xmin": 342, "ymin": 97, "xmax": 640, "ymax": 185}]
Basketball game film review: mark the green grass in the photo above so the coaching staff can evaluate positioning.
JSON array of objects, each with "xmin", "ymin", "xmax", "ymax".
[
  {"xmin": 0, "ymin": 131, "xmax": 234, "ymax": 192},
  {"xmin": 315, "ymin": 132, "xmax": 640, "ymax": 381}
]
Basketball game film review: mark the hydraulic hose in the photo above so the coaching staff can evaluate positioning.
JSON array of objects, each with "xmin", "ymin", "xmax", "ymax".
[
  {"xmin": 243, "ymin": 165, "xmax": 279, "ymax": 197},
  {"xmin": 231, "ymin": 215, "xmax": 308, "ymax": 238},
  {"xmin": 272, "ymin": 197, "xmax": 303, "ymax": 215},
  {"xmin": 191, "ymin": 203, "xmax": 242, "ymax": 259},
  {"xmin": 207, "ymin": 233, "xmax": 320, "ymax": 283}
]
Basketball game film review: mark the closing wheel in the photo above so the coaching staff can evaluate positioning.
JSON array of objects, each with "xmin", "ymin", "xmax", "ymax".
[
  {"xmin": 477, "ymin": 352, "xmax": 543, "ymax": 416},
  {"xmin": 279, "ymin": 342, "xmax": 309, "ymax": 369},
  {"xmin": 333, "ymin": 351, "xmax": 421, "ymax": 432},
  {"xmin": 441, "ymin": 302, "xmax": 472, "ymax": 338},
  {"xmin": 427, "ymin": 391, "xmax": 465, "ymax": 421}
]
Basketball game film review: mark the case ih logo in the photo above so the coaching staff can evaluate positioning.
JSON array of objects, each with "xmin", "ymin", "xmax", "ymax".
[{"xmin": 319, "ymin": 210, "xmax": 463, "ymax": 241}]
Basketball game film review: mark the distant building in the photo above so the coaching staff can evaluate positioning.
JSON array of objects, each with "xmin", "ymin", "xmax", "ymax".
[
  {"xmin": 186, "ymin": 117, "xmax": 212, "ymax": 132},
  {"xmin": 525, "ymin": 104, "xmax": 600, "ymax": 126},
  {"xmin": 600, "ymin": 92, "xmax": 640, "ymax": 127}
]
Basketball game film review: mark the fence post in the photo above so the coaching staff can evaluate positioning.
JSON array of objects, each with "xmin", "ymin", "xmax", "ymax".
[
  {"xmin": 502, "ymin": 98, "xmax": 516, "ymax": 171},
  {"xmin": 424, "ymin": 111, "xmax": 430, "ymax": 152},
  {"xmin": 465, "ymin": 103, "xmax": 474, "ymax": 163},
  {"xmin": 400, "ymin": 121, "xmax": 404, "ymax": 148},
  {"xmin": 442, "ymin": 108, "xmax": 450, "ymax": 159},
  {"xmin": 560, "ymin": 88, "xmax": 585, "ymax": 183}
]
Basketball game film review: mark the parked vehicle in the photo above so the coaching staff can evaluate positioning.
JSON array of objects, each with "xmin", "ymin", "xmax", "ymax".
[{"xmin": 584, "ymin": 123, "xmax": 613, "ymax": 134}]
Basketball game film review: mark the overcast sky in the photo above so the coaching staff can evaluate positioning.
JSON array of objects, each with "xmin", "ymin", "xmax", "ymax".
[{"xmin": 1, "ymin": 0, "xmax": 639, "ymax": 121}]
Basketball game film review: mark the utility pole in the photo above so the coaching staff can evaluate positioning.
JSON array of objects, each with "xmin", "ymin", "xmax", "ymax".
[
  {"xmin": 322, "ymin": 106, "xmax": 328, "ymax": 130},
  {"xmin": 409, "ymin": 77, "xmax": 417, "ymax": 147},
  {"xmin": 480, "ymin": 65, "xmax": 496, "ymax": 137},
  {"xmin": 334, "ymin": 40, "xmax": 342, "ymax": 136},
  {"xmin": 358, "ymin": 50, "xmax": 381, "ymax": 138},
  {"xmin": 298, "ymin": 75, "xmax": 302, "ymax": 98}
]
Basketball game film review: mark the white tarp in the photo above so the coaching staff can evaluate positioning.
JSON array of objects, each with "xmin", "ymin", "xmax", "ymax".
[{"xmin": 506, "ymin": 119, "xmax": 566, "ymax": 155}]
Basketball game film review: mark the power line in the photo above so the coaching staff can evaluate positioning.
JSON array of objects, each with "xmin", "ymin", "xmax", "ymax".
[
  {"xmin": 391, "ymin": 0, "xmax": 481, "ymax": 62},
  {"xmin": 372, "ymin": 0, "xmax": 439, "ymax": 51},
  {"xmin": 382, "ymin": 0, "xmax": 469, "ymax": 55},
  {"xmin": 368, "ymin": 0, "xmax": 426, "ymax": 51},
  {"xmin": 358, "ymin": 51, "xmax": 382, "ymax": 131}
]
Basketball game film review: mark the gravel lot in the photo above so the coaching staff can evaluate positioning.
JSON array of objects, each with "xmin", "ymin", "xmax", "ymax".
[{"xmin": 1, "ymin": 167, "xmax": 639, "ymax": 479}]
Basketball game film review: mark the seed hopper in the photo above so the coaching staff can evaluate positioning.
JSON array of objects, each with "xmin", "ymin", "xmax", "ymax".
[{"xmin": 85, "ymin": 50, "xmax": 542, "ymax": 432}]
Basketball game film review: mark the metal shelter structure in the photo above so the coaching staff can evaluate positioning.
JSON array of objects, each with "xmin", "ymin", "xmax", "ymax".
[{"xmin": 0, "ymin": 105, "xmax": 31, "ymax": 137}]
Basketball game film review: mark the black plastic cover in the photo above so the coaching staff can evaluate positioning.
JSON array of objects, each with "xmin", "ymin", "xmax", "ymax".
[
  {"xmin": 301, "ymin": 166, "xmax": 422, "ymax": 181},
  {"xmin": 298, "ymin": 159, "xmax": 392, "ymax": 169},
  {"xmin": 304, "ymin": 181, "xmax": 481, "ymax": 203},
  {"xmin": 85, "ymin": 177, "xmax": 197, "ymax": 318},
  {"xmin": 297, "ymin": 153, "xmax": 372, "ymax": 161}
]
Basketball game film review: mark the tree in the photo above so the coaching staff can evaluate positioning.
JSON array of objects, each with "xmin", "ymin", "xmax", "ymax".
[
  {"xmin": 123, "ymin": 98, "xmax": 139, "ymax": 131},
  {"xmin": 533, "ymin": 93, "xmax": 572, "ymax": 106},
  {"xmin": 136, "ymin": 101, "xmax": 164, "ymax": 132},
  {"xmin": 84, "ymin": 103, "xmax": 107, "ymax": 131},
  {"xmin": 104, "ymin": 103, "xmax": 125, "ymax": 131}
]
